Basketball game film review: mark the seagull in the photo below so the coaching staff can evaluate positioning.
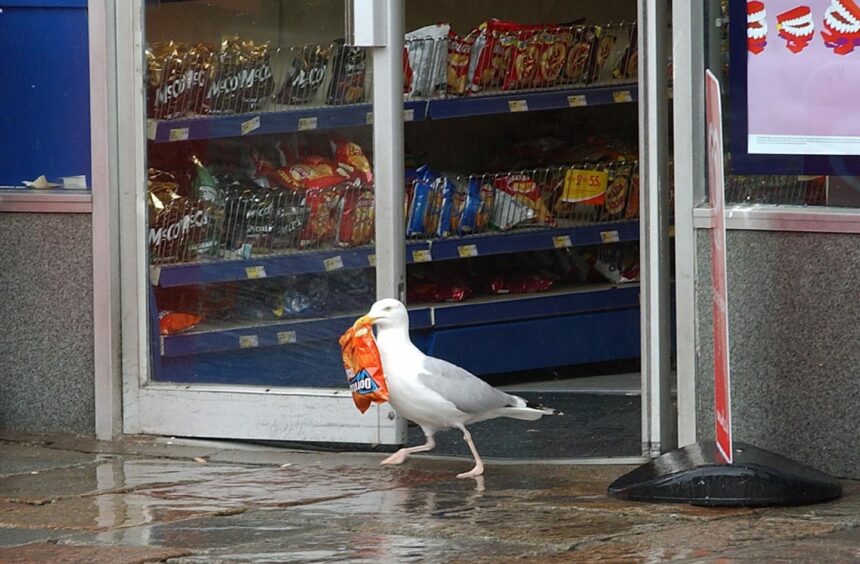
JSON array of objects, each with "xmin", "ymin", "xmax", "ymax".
[{"xmin": 353, "ymin": 298, "xmax": 557, "ymax": 478}]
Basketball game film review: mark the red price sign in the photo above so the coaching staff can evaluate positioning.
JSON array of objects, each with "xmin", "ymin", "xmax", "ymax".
[
  {"xmin": 561, "ymin": 169, "xmax": 608, "ymax": 204},
  {"xmin": 706, "ymin": 69, "xmax": 733, "ymax": 465}
]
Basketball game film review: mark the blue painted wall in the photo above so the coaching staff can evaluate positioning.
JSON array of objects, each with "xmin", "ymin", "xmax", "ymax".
[{"xmin": 0, "ymin": 1, "xmax": 90, "ymax": 187}]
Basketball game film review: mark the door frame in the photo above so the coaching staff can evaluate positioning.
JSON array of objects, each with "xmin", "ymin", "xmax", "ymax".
[
  {"xmin": 99, "ymin": 0, "xmax": 404, "ymax": 444},
  {"xmin": 92, "ymin": 0, "xmax": 678, "ymax": 454}
]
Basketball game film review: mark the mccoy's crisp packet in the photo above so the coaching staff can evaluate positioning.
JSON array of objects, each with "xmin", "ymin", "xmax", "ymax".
[{"xmin": 339, "ymin": 322, "xmax": 389, "ymax": 413}]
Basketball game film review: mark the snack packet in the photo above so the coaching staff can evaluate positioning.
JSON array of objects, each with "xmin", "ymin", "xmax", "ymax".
[
  {"xmin": 447, "ymin": 32, "xmax": 475, "ymax": 95},
  {"xmin": 339, "ymin": 322, "xmax": 389, "ymax": 413},
  {"xmin": 456, "ymin": 177, "xmax": 495, "ymax": 234},
  {"xmin": 159, "ymin": 311, "xmax": 203, "ymax": 335},
  {"xmin": 404, "ymin": 23, "xmax": 451, "ymax": 98}
]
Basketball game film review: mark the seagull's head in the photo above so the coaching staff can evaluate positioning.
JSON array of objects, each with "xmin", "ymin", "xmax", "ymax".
[{"xmin": 354, "ymin": 298, "xmax": 409, "ymax": 331}]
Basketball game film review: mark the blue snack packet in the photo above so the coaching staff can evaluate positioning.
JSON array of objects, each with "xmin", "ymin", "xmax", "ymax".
[
  {"xmin": 457, "ymin": 177, "xmax": 485, "ymax": 235},
  {"xmin": 436, "ymin": 177, "xmax": 456, "ymax": 238},
  {"xmin": 407, "ymin": 165, "xmax": 435, "ymax": 237}
]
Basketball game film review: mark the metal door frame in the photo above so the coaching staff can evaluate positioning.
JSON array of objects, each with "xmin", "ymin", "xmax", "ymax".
[
  {"xmin": 639, "ymin": 0, "xmax": 678, "ymax": 457},
  {"xmin": 94, "ymin": 0, "xmax": 405, "ymax": 444},
  {"xmin": 91, "ymin": 0, "xmax": 680, "ymax": 454}
]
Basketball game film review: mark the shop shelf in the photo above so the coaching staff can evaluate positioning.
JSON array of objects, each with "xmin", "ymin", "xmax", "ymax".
[
  {"xmin": 160, "ymin": 308, "xmax": 434, "ymax": 357},
  {"xmin": 146, "ymin": 84, "xmax": 637, "ymax": 143},
  {"xmin": 159, "ymin": 283, "xmax": 638, "ymax": 357},
  {"xmin": 430, "ymin": 283, "xmax": 640, "ymax": 327},
  {"xmin": 425, "ymin": 220, "xmax": 640, "ymax": 262},
  {"xmin": 147, "ymin": 100, "xmax": 428, "ymax": 143},
  {"xmin": 427, "ymin": 84, "xmax": 638, "ymax": 120},
  {"xmin": 152, "ymin": 220, "xmax": 639, "ymax": 287},
  {"xmin": 151, "ymin": 240, "xmax": 432, "ymax": 288}
]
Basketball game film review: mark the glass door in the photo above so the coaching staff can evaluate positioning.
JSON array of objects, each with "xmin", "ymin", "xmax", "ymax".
[{"xmin": 117, "ymin": 0, "xmax": 404, "ymax": 444}]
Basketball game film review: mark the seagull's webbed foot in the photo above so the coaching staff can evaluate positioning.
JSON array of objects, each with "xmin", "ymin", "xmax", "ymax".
[
  {"xmin": 456, "ymin": 464, "xmax": 484, "ymax": 479},
  {"xmin": 381, "ymin": 449, "xmax": 410, "ymax": 465},
  {"xmin": 381, "ymin": 431, "xmax": 436, "ymax": 466}
]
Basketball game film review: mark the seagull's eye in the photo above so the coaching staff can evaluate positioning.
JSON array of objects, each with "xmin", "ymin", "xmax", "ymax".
[{"xmin": 384, "ymin": 306, "xmax": 392, "ymax": 312}]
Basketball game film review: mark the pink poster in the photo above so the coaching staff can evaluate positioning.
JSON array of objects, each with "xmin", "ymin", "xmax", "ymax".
[{"xmin": 746, "ymin": 0, "xmax": 860, "ymax": 155}]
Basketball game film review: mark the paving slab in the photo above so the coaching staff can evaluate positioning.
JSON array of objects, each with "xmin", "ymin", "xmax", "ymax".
[
  {"xmin": 0, "ymin": 442, "xmax": 97, "ymax": 477},
  {"xmin": 0, "ymin": 526, "xmax": 71, "ymax": 548},
  {"xmin": 0, "ymin": 434, "xmax": 856, "ymax": 563},
  {"xmin": 0, "ymin": 542, "xmax": 192, "ymax": 564}
]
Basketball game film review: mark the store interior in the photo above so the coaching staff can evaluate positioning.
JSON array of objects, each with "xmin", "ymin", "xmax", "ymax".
[{"xmin": 144, "ymin": 0, "xmax": 661, "ymax": 458}]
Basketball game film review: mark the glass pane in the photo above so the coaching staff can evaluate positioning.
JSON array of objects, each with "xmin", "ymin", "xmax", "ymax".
[
  {"xmin": 716, "ymin": 0, "xmax": 860, "ymax": 207},
  {"xmin": 144, "ymin": 0, "xmax": 377, "ymax": 388}
]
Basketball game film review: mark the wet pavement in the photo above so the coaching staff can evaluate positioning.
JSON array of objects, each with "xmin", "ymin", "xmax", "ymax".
[{"xmin": 0, "ymin": 431, "xmax": 857, "ymax": 563}]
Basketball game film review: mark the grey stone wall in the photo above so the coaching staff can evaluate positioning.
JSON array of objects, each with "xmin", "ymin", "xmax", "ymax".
[
  {"xmin": 695, "ymin": 229, "xmax": 859, "ymax": 479},
  {"xmin": 0, "ymin": 213, "xmax": 94, "ymax": 435}
]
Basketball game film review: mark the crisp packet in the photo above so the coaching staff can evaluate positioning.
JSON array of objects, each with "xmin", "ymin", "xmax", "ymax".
[
  {"xmin": 339, "ymin": 322, "xmax": 389, "ymax": 413},
  {"xmin": 159, "ymin": 311, "xmax": 203, "ymax": 335},
  {"xmin": 406, "ymin": 165, "xmax": 434, "ymax": 237}
]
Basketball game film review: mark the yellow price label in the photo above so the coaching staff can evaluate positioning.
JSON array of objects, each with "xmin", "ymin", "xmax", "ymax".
[
  {"xmin": 553, "ymin": 235, "xmax": 573, "ymax": 249},
  {"xmin": 613, "ymin": 90, "xmax": 633, "ymax": 103},
  {"xmin": 239, "ymin": 335, "xmax": 259, "ymax": 349},
  {"xmin": 567, "ymin": 95, "xmax": 587, "ymax": 107},
  {"xmin": 324, "ymin": 256, "xmax": 344, "ymax": 271},
  {"xmin": 245, "ymin": 266, "xmax": 267, "ymax": 279},
  {"xmin": 298, "ymin": 117, "xmax": 318, "ymax": 131},
  {"xmin": 600, "ymin": 230, "xmax": 621, "ymax": 243},
  {"xmin": 561, "ymin": 169, "xmax": 609, "ymax": 204},
  {"xmin": 508, "ymin": 100, "xmax": 529, "ymax": 112},
  {"xmin": 241, "ymin": 116, "xmax": 261, "ymax": 135},
  {"xmin": 458, "ymin": 244, "xmax": 478, "ymax": 258},
  {"xmin": 277, "ymin": 331, "xmax": 297, "ymax": 345},
  {"xmin": 412, "ymin": 249, "xmax": 432, "ymax": 263},
  {"xmin": 168, "ymin": 128, "xmax": 189, "ymax": 142},
  {"xmin": 404, "ymin": 108, "xmax": 415, "ymax": 121},
  {"xmin": 368, "ymin": 254, "xmax": 377, "ymax": 267}
]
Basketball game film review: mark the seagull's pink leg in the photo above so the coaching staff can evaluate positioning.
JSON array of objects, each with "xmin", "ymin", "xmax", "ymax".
[
  {"xmin": 456, "ymin": 425, "xmax": 484, "ymax": 478},
  {"xmin": 381, "ymin": 432, "xmax": 436, "ymax": 465}
]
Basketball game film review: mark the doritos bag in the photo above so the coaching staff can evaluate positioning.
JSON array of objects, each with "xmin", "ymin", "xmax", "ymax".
[{"xmin": 339, "ymin": 323, "xmax": 389, "ymax": 413}]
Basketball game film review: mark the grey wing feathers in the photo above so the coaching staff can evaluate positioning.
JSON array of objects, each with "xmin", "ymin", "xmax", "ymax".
[{"xmin": 417, "ymin": 356, "xmax": 518, "ymax": 414}]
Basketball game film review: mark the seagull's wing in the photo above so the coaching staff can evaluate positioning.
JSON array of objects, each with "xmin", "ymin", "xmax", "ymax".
[{"xmin": 417, "ymin": 356, "xmax": 518, "ymax": 415}]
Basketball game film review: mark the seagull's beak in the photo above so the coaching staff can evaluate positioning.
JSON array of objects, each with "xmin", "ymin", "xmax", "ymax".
[{"xmin": 353, "ymin": 314, "xmax": 376, "ymax": 329}]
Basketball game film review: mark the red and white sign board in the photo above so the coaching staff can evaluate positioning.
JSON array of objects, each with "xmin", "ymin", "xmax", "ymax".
[{"xmin": 705, "ymin": 70, "xmax": 733, "ymax": 464}]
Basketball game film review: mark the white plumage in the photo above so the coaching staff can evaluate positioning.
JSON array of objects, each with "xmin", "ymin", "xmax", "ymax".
[{"xmin": 353, "ymin": 298, "xmax": 556, "ymax": 478}]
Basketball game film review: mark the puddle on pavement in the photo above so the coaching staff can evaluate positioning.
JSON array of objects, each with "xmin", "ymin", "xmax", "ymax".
[
  {"xmin": 0, "ymin": 443, "xmax": 97, "ymax": 477},
  {"xmin": 0, "ymin": 457, "xmax": 266, "ymax": 503}
]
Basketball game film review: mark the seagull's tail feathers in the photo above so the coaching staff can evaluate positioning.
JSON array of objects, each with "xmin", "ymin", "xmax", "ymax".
[{"xmin": 490, "ymin": 395, "xmax": 560, "ymax": 421}]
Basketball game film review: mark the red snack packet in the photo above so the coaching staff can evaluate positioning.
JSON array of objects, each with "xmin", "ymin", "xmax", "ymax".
[
  {"xmin": 333, "ymin": 138, "xmax": 373, "ymax": 184},
  {"xmin": 337, "ymin": 188, "xmax": 375, "ymax": 247},
  {"xmin": 470, "ymin": 19, "xmax": 540, "ymax": 92},
  {"xmin": 447, "ymin": 31, "xmax": 475, "ymax": 95},
  {"xmin": 504, "ymin": 33, "xmax": 541, "ymax": 90},
  {"xmin": 339, "ymin": 323, "xmax": 389, "ymax": 414},
  {"xmin": 159, "ymin": 311, "xmax": 203, "ymax": 335},
  {"xmin": 300, "ymin": 187, "xmax": 341, "ymax": 248}
]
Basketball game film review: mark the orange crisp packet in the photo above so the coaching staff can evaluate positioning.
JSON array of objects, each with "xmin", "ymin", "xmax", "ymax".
[{"xmin": 339, "ymin": 323, "xmax": 389, "ymax": 413}]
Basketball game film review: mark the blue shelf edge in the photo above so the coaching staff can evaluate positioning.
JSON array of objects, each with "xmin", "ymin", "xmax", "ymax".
[
  {"xmin": 162, "ymin": 308, "xmax": 434, "ymax": 357},
  {"xmin": 428, "ymin": 221, "xmax": 640, "ymax": 261},
  {"xmin": 154, "ymin": 221, "xmax": 639, "ymax": 287},
  {"xmin": 147, "ymin": 85, "xmax": 637, "ymax": 143},
  {"xmin": 428, "ymin": 84, "xmax": 638, "ymax": 119},
  {"xmin": 153, "ymin": 241, "xmax": 431, "ymax": 288},
  {"xmin": 160, "ymin": 284, "xmax": 639, "ymax": 357},
  {"xmin": 149, "ymin": 100, "xmax": 428, "ymax": 143}
]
